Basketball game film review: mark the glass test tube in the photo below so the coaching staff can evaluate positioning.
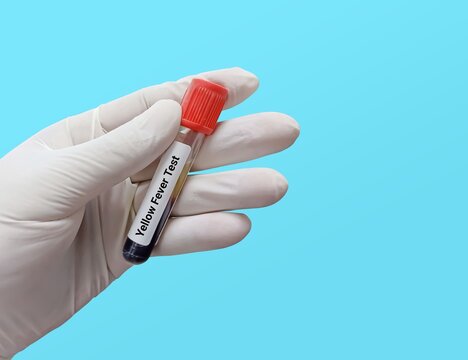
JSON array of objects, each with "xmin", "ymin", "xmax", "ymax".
[{"xmin": 123, "ymin": 79, "xmax": 228, "ymax": 264}]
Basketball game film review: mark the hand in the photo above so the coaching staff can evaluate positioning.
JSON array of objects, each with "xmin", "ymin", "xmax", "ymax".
[{"xmin": 0, "ymin": 68, "xmax": 299, "ymax": 358}]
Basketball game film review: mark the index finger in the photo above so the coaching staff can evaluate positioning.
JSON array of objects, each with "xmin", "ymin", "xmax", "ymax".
[{"xmin": 98, "ymin": 67, "xmax": 259, "ymax": 132}]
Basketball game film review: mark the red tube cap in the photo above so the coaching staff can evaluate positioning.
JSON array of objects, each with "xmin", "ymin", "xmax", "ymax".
[{"xmin": 181, "ymin": 79, "xmax": 228, "ymax": 135}]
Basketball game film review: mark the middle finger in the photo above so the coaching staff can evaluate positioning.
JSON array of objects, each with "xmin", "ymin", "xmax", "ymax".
[{"xmin": 130, "ymin": 112, "xmax": 299, "ymax": 182}]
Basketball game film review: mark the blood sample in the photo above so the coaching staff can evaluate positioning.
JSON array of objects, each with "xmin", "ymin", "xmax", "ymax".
[{"xmin": 123, "ymin": 79, "xmax": 228, "ymax": 264}]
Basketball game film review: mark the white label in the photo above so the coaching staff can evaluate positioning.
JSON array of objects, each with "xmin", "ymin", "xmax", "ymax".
[{"xmin": 127, "ymin": 141, "xmax": 191, "ymax": 246}]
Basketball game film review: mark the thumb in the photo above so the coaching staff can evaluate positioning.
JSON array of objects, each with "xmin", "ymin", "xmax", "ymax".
[{"xmin": 57, "ymin": 99, "xmax": 181, "ymax": 207}]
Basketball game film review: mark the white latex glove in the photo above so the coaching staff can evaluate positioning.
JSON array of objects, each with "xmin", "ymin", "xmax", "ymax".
[{"xmin": 0, "ymin": 67, "xmax": 299, "ymax": 358}]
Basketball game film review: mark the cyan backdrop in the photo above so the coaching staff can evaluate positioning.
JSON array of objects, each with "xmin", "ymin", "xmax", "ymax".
[{"xmin": 1, "ymin": 1, "xmax": 467, "ymax": 359}]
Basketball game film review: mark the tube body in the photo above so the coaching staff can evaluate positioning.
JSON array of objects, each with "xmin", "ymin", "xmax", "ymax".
[{"xmin": 123, "ymin": 126, "xmax": 205, "ymax": 264}]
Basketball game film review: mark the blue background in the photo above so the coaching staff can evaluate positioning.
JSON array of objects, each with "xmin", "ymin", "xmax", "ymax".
[{"xmin": 1, "ymin": 0, "xmax": 467, "ymax": 359}]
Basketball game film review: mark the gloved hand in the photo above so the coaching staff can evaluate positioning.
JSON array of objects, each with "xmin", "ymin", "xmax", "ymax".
[{"xmin": 0, "ymin": 67, "xmax": 299, "ymax": 358}]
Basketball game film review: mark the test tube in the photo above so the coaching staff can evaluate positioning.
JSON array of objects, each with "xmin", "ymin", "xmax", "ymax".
[{"xmin": 123, "ymin": 79, "xmax": 228, "ymax": 264}]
